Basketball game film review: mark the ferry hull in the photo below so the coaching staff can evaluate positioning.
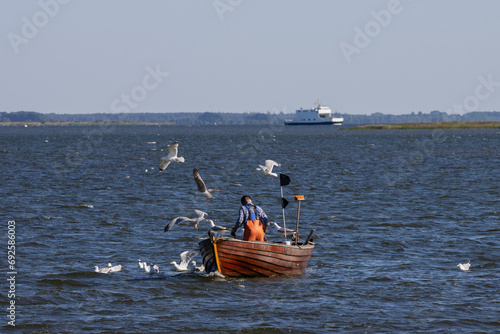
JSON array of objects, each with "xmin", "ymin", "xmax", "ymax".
[{"xmin": 284, "ymin": 120, "xmax": 342, "ymax": 125}]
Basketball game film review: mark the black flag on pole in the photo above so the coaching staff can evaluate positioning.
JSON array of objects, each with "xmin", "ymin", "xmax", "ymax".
[
  {"xmin": 279, "ymin": 173, "xmax": 291, "ymax": 187},
  {"xmin": 281, "ymin": 197, "xmax": 289, "ymax": 209}
]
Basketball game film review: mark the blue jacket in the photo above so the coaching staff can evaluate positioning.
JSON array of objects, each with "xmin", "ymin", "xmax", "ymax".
[{"xmin": 234, "ymin": 203, "xmax": 269, "ymax": 229}]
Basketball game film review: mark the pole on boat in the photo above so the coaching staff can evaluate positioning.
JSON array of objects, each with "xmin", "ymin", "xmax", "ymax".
[
  {"xmin": 281, "ymin": 186, "xmax": 286, "ymax": 241},
  {"xmin": 293, "ymin": 195, "xmax": 304, "ymax": 245},
  {"xmin": 304, "ymin": 229, "xmax": 315, "ymax": 245},
  {"xmin": 279, "ymin": 173, "xmax": 291, "ymax": 243}
]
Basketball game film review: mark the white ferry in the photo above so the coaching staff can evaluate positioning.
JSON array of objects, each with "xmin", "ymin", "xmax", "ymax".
[{"xmin": 284, "ymin": 101, "xmax": 343, "ymax": 125}]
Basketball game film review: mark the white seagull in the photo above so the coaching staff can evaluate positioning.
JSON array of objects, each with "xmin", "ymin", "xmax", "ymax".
[
  {"xmin": 191, "ymin": 261, "xmax": 205, "ymax": 272},
  {"xmin": 159, "ymin": 141, "xmax": 185, "ymax": 171},
  {"xmin": 93, "ymin": 266, "xmax": 111, "ymax": 274},
  {"xmin": 270, "ymin": 222, "xmax": 296, "ymax": 238},
  {"xmin": 193, "ymin": 168, "xmax": 215, "ymax": 202},
  {"xmin": 254, "ymin": 160, "xmax": 281, "ymax": 179},
  {"xmin": 142, "ymin": 263, "xmax": 160, "ymax": 274},
  {"xmin": 207, "ymin": 220, "xmax": 230, "ymax": 235},
  {"xmin": 164, "ymin": 210, "xmax": 208, "ymax": 231},
  {"xmin": 107, "ymin": 263, "xmax": 123, "ymax": 272},
  {"xmin": 170, "ymin": 250, "xmax": 199, "ymax": 271},
  {"xmin": 457, "ymin": 261, "xmax": 471, "ymax": 271}
]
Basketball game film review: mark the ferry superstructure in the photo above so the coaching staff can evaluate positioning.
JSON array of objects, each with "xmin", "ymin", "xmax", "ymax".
[{"xmin": 284, "ymin": 101, "xmax": 343, "ymax": 125}]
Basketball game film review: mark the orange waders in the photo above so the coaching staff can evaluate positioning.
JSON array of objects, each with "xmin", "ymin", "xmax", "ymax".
[
  {"xmin": 243, "ymin": 219, "xmax": 266, "ymax": 241},
  {"xmin": 242, "ymin": 205, "xmax": 267, "ymax": 241}
]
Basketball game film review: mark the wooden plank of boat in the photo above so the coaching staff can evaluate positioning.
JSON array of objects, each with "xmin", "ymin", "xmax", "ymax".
[
  {"xmin": 198, "ymin": 238, "xmax": 217, "ymax": 273},
  {"xmin": 198, "ymin": 236, "xmax": 314, "ymax": 278},
  {"xmin": 218, "ymin": 240, "xmax": 313, "ymax": 277}
]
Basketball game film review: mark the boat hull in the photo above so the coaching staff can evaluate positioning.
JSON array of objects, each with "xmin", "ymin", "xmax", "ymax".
[
  {"xmin": 198, "ymin": 237, "xmax": 314, "ymax": 278},
  {"xmin": 284, "ymin": 120, "xmax": 343, "ymax": 125}
]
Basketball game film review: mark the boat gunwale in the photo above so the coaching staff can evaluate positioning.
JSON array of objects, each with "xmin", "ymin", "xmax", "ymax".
[{"xmin": 212, "ymin": 236, "xmax": 315, "ymax": 250}]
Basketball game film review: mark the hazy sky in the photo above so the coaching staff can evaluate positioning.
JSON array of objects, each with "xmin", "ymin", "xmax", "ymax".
[{"xmin": 2, "ymin": 0, "xmax": 500, "ymax": 115}]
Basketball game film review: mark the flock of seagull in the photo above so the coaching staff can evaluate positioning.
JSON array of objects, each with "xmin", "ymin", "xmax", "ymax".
[
  {"xmin": 158, "ymin": 141, "xmax": 220, "ymax": 202},
  {"xmin": 164, "ymin": 216, "xmax": 295, "ymax": 239},
  {"xmin": 157, "ymin": 141, "xmax": 288, "ymax": 236},
  {"xmin": 93, "ymin": 250, "xmax": 206, "ymax": 276},
  {"xmin": 93, "ymin": 141, "xmax": 288, "ymax": 275},
  {"xmin": 94, "ymin": 258, "xmax": 473, "ymax": 274},
  {"xmin": 94, "ymin": 141, "xmax": 473, "ymax": 275},
  {"xmin": 159, "ymin": 141, "xmax": 281, "ymax": 200}
]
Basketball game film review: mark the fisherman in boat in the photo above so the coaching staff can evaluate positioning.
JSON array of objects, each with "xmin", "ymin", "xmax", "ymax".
[{"xmin": 231, "ymin": 195, "xmax": 269, "ymax": 242}]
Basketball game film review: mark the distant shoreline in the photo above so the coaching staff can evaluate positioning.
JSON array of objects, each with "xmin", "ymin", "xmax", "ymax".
[
  {"xmin": 3, "ymin": 110, "xmax": 500, "ymax": 125},
  {"xmin": 344, "ymin": 122, "xmax": 500, "ymax": 130},
  {"xmin": 2, "ymin": 121, "xmax": 500, "ymax": 129},
  {"xmin": 0, "ymin": 121, "xmax": 175, "ymax": 126}
]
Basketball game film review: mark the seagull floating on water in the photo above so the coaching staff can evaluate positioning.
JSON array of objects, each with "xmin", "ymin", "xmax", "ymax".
[
  {"xmin": 254, "ymin": 160, "xmax": 281, "ymax": 180},
  {"xmin": 138, "ymin": 259, "xmax": 147, "ymax": 269},
  {"xmin": 93, "ymin": 266, "xmax": 111, "ymax": 274},
  {"xmin": 193, "ymin": 168, "xmax": 216, "ymax": 202},
  {"xmin": 207, "ymin": 220, "xmax": 230, "ymax": 235},
  {"xmin": 107, "ymin": 263, "xmax": 123, "ymax": 272},
  {"xmin": 159, "ymin": 141, "xmax": 185, "ymax": 172},
  {"xmin": 271, "ymin": 222, "xmax": 296, "ymax": 238},
  {"xmin": 142, "ymin": 263, "xmax": 160, "ymax": 274},
  {"xmin": 457, "ymin": 261, "xmax": 471, "ymax": 271},
  {"xmin": 170, "ymin": 250, "xmax": 199, "ymax": 271},
  {"xmin": 164, "ymin": 209, "xmax": 208, "ymax": 231}
]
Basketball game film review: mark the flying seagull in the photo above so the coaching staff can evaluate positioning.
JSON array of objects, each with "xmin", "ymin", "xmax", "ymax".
[
  {"xmin": 170, "ymin": 250, "xmax": 199, "ymax": 271},
  {"xmin": 254, "ymin": 160, "xmax": 281, "ymax": 179},
  {"xmin": 164, "ymin": 210, "xmax": 208, "ymax": 231},
  {"xmin": 270, "ymin": 222, "xmax": 296, "ymax": 238},
  {"xmin": 193, "ymin": 168, "xmax": 215, "ymax": 202},
  {"xmin": 207, "ymin": 219, "xmax": 230, "ymax": 235},
  {"xmin": 159, "ymin": 141, "xmax": 185, "ymax": 171},
  {"xmin": 457, "ymin": 261, "xmax": 471, "ymax": 271}
]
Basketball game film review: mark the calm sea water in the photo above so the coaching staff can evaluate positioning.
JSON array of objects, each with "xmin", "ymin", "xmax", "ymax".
[{"xmin": 1, "ymin": 124, "xmax": 499, "ymax": 333}]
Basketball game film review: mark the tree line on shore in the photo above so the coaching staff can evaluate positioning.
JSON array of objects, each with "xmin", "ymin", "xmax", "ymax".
[{"xmin": 1, "ymin": 110, "xmax": 500, "ymax": 125}]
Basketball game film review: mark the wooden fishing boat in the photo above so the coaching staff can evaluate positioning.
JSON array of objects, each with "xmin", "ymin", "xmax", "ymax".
[{"xmin": 198, "ymin": 229, "xmax": 315, "ymax": 278}]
